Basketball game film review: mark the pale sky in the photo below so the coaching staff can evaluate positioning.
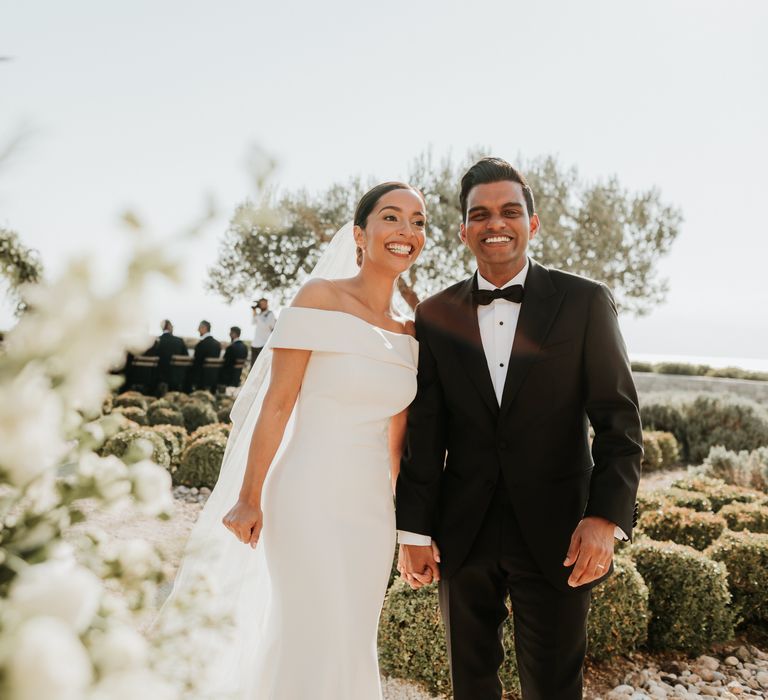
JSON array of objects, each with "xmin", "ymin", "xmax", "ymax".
[{"xmin": 2, "ymin": 0, "xmax": 767, "ymax": 366}]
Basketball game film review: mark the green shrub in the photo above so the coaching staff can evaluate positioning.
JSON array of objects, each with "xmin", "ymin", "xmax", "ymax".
[
  {"xmin": 661, "ymin": 488, "xmax": 712, "ymax": 512},
  {"xmin": 640, "ymin": 396, "xmax": 689, "ymax": 460},
  {"xmin": 654, "ymin": 362, "xmax": 710, "ymax": 376},
  {"xmin": 697, "ymin": 446, "xmax": 768, "ymax": 493},
  {"xmin": 150, "ymin": 424, "xmax": 188, "ymax": 468},
  {"xmin": 706, "ymin": 366, "xmax": 768, "ymax": 382},
  {"xmin": 113, "ymin": 391, "xmax": 149, "ymax": 411},
  {"xmin": 653, "ymin": 431, "xmax": 680, "ymax": 468},
  {"xmin": 163, "ymin": 391, "xmax": 188, "ymax": 405},
  {"xmin": 101, "ymin": 394, "xmax": 114, "ymax": 415},
  {"xmin": 637, "ymin": 491, "xmax": 669, "ymax": 514},
  {"xmin": 587, "ymin": 556, "xmax": 649, "ymax": 660},
  {"xmin": 631, "ymin": 361, "xmax": 653, "ymax": 373},
  {"xmin": 148, "ymin": 398, "xmax": 172, "ymax": 411},
  {"xmin": 189, "ymin": 389, "xmax": 216, "ymax": 405},
  {"xmin": 628, "ymin": 540, "xmax": 734, "ymax": 653},
  {"xmin": 378, "ymin": 579, "xmax": 519, "ymax": 698},
  {"xmin": 175, "ymin": 434, "xmax": 227, "ymax": 488},
  {"xmin": 147, "ymin": 405, "xmax": 185, "ymax": 427},
  {"xmin": 685, "ymin": 395, "xmax": 768, "ymax": 463},
  {"xmin": 637, "ymin": 506, "xmax": 726, "ymax": 550},
  {"xmin": 718, "ymin": 503, "xmax": 768, "ymax": 533},
  {"xmin": 102, "ymin": 428, "xmax": 170, "ymax": 469},
  {"xmin": 188, "ymin": 422, "xmax": 231, "ymax": 443},
  {"xmin": 670, "ymin": 474, "xmax": 764, "ymax": 511},
  {"xmin": 642, "ymin": 433, "xmax": 663, "ymax": 472},
  {"xmin": 707, "ymin": 530, "xmax": 768, "ymax": 624},
  {"xmin": 113, "ymin": 405, "xmax": 148, "ymax": 426},
  {"xmin": 216, "ymin": 398, "xmax": 234, "ymax": 424},
  {"xmin": 181, "ymin": 400, "xmax": 218, "ymax": 433}
]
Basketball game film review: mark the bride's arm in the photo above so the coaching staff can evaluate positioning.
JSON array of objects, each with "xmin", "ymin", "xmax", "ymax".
[
  {"xmin": 388, "ymin": 409, "xmax": 408, "ymax": 496},
  {"xmin": 223, "ymin": 346, "xmax": 310, "ymax": 546}
]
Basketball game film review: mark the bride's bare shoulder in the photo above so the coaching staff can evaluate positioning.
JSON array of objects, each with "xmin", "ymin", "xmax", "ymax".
[{"xmin": 290, "ymin": 278, "xmax": 342, "ymax": 311}]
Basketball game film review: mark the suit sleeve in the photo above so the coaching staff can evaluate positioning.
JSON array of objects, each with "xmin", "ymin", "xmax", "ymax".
[
  {"xmin": 395, "ymin": 306, "xmax": 448, "ymax": 537},
  {"xmin": 582, "ymin": 283, "xmax": 643, "ymax": 539}
]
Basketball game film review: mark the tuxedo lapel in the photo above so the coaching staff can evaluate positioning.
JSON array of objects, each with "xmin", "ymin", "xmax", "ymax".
[
  {"xmin": 499, "ymin": 259, "xmax": 564, "ymax": 414},
  {"xmin": 449, "ymin": 274, "xmax": 499, "ymax": 417}
]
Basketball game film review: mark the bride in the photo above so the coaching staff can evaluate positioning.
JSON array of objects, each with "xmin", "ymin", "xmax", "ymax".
[{"xmin": 163, "ymin": 182, "xmax": 430, "ymax": 699}]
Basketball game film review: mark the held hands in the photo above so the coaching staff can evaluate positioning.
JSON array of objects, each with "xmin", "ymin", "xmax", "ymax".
[
  {"xmin": 222, "ymin": 499, "xmax": 263, "ymax": 548},
  {"xmin": 398, "ymin": 542, "xmax": 441, "ymax": 590},
  {"xmin": 563, "ymin": 515, "xmax": 616, "ymax": 587}
]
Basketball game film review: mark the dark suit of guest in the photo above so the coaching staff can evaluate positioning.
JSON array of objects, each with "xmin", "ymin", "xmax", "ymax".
[
  {"xmin": 189, "ymin": 334, "xmax": 221, "ymax": 391},
  {"xmin": 222, "ymin": 338, "xmax": 248, "ymax": 387},
  {"xmin": 147, "ymin": 331, "xmax": 188, "ymax": 389},
  {"xmin": 396, "ymin": 259, "xmax": 642, "ymax": 700}
]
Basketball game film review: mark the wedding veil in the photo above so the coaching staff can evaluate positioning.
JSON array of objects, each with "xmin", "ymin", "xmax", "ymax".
[{"xmin": 157, "ymin": 222, "xmax": 359, "ymax": 695}]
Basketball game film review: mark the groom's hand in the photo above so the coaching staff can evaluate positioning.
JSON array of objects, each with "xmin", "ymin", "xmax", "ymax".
[
  {"xmin": 563, "ymin": 516, "xmax": 615, "ymax": 587},
  {"xmin": 399, "ymin": 543, "xmax": 441, "ymax": 589}
]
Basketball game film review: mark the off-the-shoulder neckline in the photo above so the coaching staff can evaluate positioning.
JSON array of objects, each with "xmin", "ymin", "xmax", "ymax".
[{"xmin": 285, "ymin": 306, "xmax": 417, "ymax": 341}]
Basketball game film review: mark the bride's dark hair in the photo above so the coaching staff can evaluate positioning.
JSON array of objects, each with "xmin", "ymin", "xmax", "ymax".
[{"xmin": 353, "ymin": 182, "xmax": 425, "ymax": 267}]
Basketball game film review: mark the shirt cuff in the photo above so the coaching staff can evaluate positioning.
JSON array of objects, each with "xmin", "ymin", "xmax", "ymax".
[
  {"xmin": 614, "ymin": 526, "xmax": 628, "ymax": 541},
  {"xmin": 397, "ymin": 530, "xmax": 432, "ymax": 546}
]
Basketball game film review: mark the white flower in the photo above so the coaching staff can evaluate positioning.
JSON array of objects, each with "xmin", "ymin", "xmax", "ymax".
[
  {"xmin": 8, "ymin": 560, "xmax": 102, "ymax": 633},
  {"xmin": 78, "ymin": 453, "xmax": 132, "ymax": 503},
  {"xmin": 130, "ymin": 459, "xmax": 173, "ymax": 515},
  {"xmin": 87, "ymin": 670, "xmax": 178, "ymax": 700},
  {"xmin": 0, "ymin": 363, "xmax": 68, "ymax": 487},
  {"xmin": 5, "ymin": 616, "xmax": 93, "ymax": 700},
  {"xmin": 89, "ymin": 625, "xmax": 149, "ymax": 674},
  {"xmin": 114, "ymin": 538, "xmax": 161, "ymax": 582}
]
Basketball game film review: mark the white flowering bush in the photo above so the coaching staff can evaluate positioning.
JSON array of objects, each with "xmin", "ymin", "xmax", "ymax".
[{"xmin": 0, "ymin": 237, "xmax": 230, "ymax": 699}]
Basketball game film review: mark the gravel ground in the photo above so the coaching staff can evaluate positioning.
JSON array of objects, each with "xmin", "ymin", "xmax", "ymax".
[{"xmin": 76, "ymin": 473, "xmax": 767, "ymax": 699}]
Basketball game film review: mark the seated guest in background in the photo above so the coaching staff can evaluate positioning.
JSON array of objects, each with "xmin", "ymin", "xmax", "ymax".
[
  {"xmin": 222, "ymin": 326, "xmax": 249, "ymax": 387},
  {"xmin": 250, "ymin": 297, "xmax": 276, "ymax": 364},
  {"xmin": 189, "ymin": 320, "xmax": 221, "ymax": 391},
  {"xmin": 146, "ymin": 319, "xmax": 188, "ymax": 391}
]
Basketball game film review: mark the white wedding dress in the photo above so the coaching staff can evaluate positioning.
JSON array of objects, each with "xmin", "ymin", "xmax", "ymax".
[{"xmin": 164, "ymin": 303, "xmax": 418, "ymax": 699}]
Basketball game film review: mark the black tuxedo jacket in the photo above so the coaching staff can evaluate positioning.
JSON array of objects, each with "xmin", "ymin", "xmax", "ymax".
[
  {"xmin": 396, "ymin": 259, "xmax": 642, "ymax": 590},
  {"xmin": 147, "ymin": 332, "xmax": 188, "ymax": 372},
  {"xmin": 193, "ymin": 335, "xmax": 222, "ymax": 368},
  {"xmin": 222, "ymin": 339, "xmax": 249, "ymax": 385}
]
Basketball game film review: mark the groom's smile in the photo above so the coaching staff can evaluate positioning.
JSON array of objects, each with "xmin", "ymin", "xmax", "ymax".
[{"xmin": 460, "ymin": 180, "xmax": 539, "ymax": 286}]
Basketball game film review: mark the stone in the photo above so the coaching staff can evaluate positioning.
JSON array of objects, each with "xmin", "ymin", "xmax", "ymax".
[
  {"xmin": 724, "ymin": 657, "xmax": 740, "ymax": 667},
  {"xmin": 699, "ymin": 688, "xmax": 718, "ymax": 697},
  {"xmin": 698, "ymin": 669, "xmax": 715, "ymax": 682},
  {"xmin": 757, "ymin": 671, "xmax": 768, "ymax": 688},
  {"xmin": 735, "ymin": 646, "xmax": 752, "ymax": 663},
  {"xmin": 725, "ymin": 680, "xmax": 744, "ymax": 694},
  {"xmin": 697, "ymin": 656, "xmax": 720, "ymax": 671}
]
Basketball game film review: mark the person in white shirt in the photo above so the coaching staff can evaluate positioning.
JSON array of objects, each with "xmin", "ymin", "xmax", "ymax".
[{"xmin": 250, "ymin": 297, "xmax": 277, "ymax": 364}]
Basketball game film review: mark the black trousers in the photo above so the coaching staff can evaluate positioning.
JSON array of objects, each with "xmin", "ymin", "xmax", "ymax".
[
  {"xmin": 438, "ymin": 485, "xmax": 591, "ymax": 700},
  {"xmin": 251, "ymin": 345, "xmax": 264, "ymax": 365}
]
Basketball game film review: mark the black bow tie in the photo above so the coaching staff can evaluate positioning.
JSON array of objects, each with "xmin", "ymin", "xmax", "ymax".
[{"xmin": 472, "ymin": 285, "xmax": 525, "ymax": 306}]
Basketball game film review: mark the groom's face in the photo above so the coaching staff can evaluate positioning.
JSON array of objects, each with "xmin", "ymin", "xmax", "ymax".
[{"xmin": 460, "ymin": 180, "xmax": 539, "ymax": 276}]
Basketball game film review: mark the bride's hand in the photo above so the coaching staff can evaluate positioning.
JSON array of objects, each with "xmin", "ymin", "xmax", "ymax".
[{"xmin": 222, "ymin": 500, "xmax": 263, "ymax": 548}]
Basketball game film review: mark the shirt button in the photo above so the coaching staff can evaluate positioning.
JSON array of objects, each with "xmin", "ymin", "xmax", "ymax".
[
  {"xmin": 499, "ymin": 321, "xmax": 504, "ymax": 325},
  {"xmin": 499, "ymin": 362, "xmax": 504, "ymax": 367}
]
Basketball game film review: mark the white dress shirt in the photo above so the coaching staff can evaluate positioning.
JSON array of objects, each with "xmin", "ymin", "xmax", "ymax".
[
  {"xmin": 251, "ymin": 309, "xmax": 277, "ymax": 348},
  {"xmin": 398, "ymin": 262, "xmax": 625, "ymax": 545}
]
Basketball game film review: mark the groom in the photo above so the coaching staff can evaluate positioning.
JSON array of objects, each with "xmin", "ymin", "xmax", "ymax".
[{"xmin": 396, "ymin": 158, "xmax": 642, "ymax": 700}]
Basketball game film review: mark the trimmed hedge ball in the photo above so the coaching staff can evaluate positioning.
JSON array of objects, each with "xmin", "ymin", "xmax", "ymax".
[
  {"xmin": 112, "ymin": 405, "xmax": 148, "ymax": 426},
  {"xmin": 628, "ymin": 539, "xmax": 733, "ymax": 653},
  {"xmin": 707, "ymin": 530, "xmax": 768, "ymax": 624},
  {"xmin": 637, "ymin": 491, "xmax": 670, "ymax": 514},
  {"xmin": 189, "ymin": 389, "xmax": 216, "ymax": 405},
  {"xmin": 587, "ymin": 556, "xmax": 649, "ymax": 660},
  {"xmin": 640, "ymin": 398, "xmax": 689, "ymax": 460},
  {"xmin": 378, "ymin": 578, "xmax": 520, "ymax": 698},
  {"xmin": 147, "ymin": 405, "xmax": 185, "ymax": 427},
  {"xmin": 181, "ymin": 400, "xmax": 218, "ymax": 433},
  {"xmin": 188, "ymin": 422, "xmax": 231, "ymax": 443},
  {"xmin": 642, "ymin": 433, "xmax": 663, "ymax": 472},
  {"xmin": 113, "ymin": 391, "xmax": 149, "ymax": 411},
  {"xmin": 175, "ymin": 434, "xmax": 227, "ymax": 488},
  {"xmin": 670, "ymin": 474, "xmax": 764, "ymax": 511},
  {"xmin": 660, "ymin": 488, "xmax": 713, "ymax": 513},
  {"xmin": 102, "ymin": 428, "xmax": 170, "ymax": 469},
  {"xmin": 150, "ymin": 424, "xmax": 188, "ymax": 468},
  {"xmin": 699, "ymin": 445, "xmax": 768, "ymax": 493},
  {"xmin": 718, "ymin": 503, "xmax": 768, "ymax": 533},
  {"xmin": 637, "ymin": 506, "xmax": 726, "ymax": 550}
]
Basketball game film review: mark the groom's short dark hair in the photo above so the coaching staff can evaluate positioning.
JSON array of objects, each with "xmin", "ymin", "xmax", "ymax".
[{"xmin": 460, "ymin": 157, "xmax": 535, "ymax": 220}]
